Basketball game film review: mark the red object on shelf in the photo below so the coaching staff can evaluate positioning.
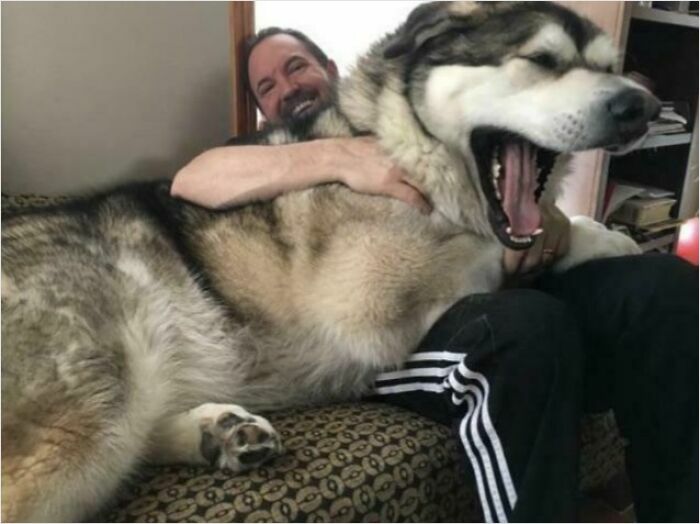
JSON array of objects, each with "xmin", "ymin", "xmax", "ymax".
[{"xmin": 675, "ymin": 217, "xmax": 699, "ymax": 266}]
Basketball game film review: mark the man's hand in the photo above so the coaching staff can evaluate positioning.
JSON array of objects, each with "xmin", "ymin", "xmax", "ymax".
[
  {"xmin": 332, "ymin": 137, "xmax": 432, "ymax": 214},
  {"xmin": 503, "ymin": 202, "xmax": 571, "ymax": 275}
]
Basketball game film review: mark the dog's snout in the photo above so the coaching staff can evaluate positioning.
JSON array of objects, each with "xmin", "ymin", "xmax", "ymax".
[
  {"xmin": 607, "ymin": 90, "xmax": 645, "ymax": 122},
  {"xmin": 607, "ymin": 89, "xmax": 661, "ymax": 139}
]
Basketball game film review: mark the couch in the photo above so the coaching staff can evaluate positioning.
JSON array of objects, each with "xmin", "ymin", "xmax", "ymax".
[
  {"xmin": 2, "ymin": 195, "xmax": 627, "ymax": 522},
  {"xmin": 86, "ymin": 402, "xmax": 624, "ymax": 523}
]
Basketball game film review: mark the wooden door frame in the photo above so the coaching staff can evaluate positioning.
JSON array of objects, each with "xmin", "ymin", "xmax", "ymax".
[{"xmin": 229, "ymin": 1, "xmax": 257, "ymax": 137}]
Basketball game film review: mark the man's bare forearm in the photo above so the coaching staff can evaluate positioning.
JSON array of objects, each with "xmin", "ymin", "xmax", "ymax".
[
  {"xmin": 170, "ymin": 139, "xmax": 344, "ymax": 209},
  {"xmin": 171, "ymin": 136, "xmax": 430, "ymax": 212}
]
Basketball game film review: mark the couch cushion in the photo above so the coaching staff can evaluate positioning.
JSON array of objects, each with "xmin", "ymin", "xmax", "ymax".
[
  {"xmin": 2, "ymin": 193, "xmax": 72, "ymax": 214},
  {"xmin": 95, "ymin": 403, "xmax": 479, "ymax": 522},
  {"xmin": 92, "ymin": 403, "xmax": 624, "ymax": 522}
]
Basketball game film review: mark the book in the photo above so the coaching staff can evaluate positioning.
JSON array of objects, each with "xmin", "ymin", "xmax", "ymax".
[
  {"xmin": 609, "ymin": 197, "xmax": 677, "ymax": 227},
  {"xmin": 603, "ymin": 180, "xmax": 675, "ymax": 222},
  {"xmin": 649, "ymin": 102, "xmax": 689, "ymax": 135}
]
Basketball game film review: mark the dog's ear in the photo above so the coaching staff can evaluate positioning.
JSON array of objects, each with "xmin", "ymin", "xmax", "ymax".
[
  {"xmin": 384, "ymin": 2, "xmax": 454, "ymax": 59},
  {"xmin": 383, "ymin": 1, "xmax": 482, "ymax": 59}
]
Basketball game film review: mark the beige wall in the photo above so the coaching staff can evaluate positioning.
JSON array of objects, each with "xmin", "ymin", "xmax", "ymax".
[
  {"xmin": 556, "ymin": 2, "xmax": 628, "ymax": 218},
  {"xmin": 2, "ymin": 2, "xmax": 230, "ymax": 196}
]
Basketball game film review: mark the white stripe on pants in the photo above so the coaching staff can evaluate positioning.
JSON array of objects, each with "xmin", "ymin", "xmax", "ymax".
[{"xmin": 372, "ymin": 352, "xmax": 516, "ymax": 523}]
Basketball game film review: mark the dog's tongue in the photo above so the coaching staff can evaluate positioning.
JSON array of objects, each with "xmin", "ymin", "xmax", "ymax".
[{"xmin": 500, "ymin": 140, "xmax": 541, "ymax": 236}]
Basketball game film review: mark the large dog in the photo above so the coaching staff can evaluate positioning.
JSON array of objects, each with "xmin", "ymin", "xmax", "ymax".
[{"xmin": 2, "ymin": 2, "xmax": 659, "ymax": 521}]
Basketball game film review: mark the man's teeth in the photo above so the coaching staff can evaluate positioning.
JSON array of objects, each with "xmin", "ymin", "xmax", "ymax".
[{"xmin": 292, "ymin": 100, "xmax": 313, "ymax": 116}]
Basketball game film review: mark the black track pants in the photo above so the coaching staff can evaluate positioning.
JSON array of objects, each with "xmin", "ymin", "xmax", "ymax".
[{"xmin": 368, "ymin": 254, "xmax": 698, "ymax": 522}]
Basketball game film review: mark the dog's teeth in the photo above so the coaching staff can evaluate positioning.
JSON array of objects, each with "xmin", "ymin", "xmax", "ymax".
[
  {"xmin": 491, "ymin": 155, "xmax": 502, "ymax": 200},
  {"xmin": 493, "ymin": 182, "xmax": 502, "ymax": 201},
  {"xmin": 532, "ymin": 228, "xmax": 544, "ymax": 236},
  {"xmin": 509, "ymin": 234, "xmax": 533, "ymax": 244},
  {"xmin": 491, "ymin": 180, "xmax": 502, "ymax": 200},
  {"xmin": 491, "ymin": 149, "xmax": 502, "ymax": 174},
  {"xmin": 506, "ymin": 227, "xmax": 534, "ymax": 244}
]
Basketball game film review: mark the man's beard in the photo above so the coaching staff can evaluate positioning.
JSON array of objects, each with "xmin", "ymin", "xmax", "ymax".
[{"xmin": 278, "ymin": 88, "xmax": 330, "ymax": 127}]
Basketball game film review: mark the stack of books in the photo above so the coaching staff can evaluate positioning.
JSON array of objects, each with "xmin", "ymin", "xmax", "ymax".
[
  {"xmin": 648, "ymin": 101, "xmax": 689, "ymax": 135},
  {"xmin": 604, "ymin": 180, "xmax": 683, "ymax": 253},
  {"xmin": 604, "ymin": 180, "xmax": 677, "ymax": 227}
]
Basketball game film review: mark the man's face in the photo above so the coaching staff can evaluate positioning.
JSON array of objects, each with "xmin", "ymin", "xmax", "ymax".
[{"xmin": 248, "ymin": 34, "xmax": 338, "ymax": 125}]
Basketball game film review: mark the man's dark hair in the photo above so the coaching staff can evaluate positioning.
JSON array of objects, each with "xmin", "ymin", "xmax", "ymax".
[{"xmin": 243, "ymin": 27, "xmax": 329, "ymax": 102}]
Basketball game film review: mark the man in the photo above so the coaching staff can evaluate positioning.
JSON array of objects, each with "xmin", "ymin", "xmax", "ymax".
[
  {"xmin": 170, "ymin": 29, "xmax": 432, "ymax": 220},
  {"xmin": 171, "ymin": 27, "xmax": 697, "ymax": 522}
]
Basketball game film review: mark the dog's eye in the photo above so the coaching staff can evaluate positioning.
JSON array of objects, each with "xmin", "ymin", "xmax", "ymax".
[{"xmin": 526, "ymin": 52, "xmax": 558, "ymax": 70}]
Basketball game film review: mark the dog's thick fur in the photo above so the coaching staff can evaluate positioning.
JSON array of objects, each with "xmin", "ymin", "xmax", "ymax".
[{"xmin": 2, "ymin": 2, "xmax": 658, "ymax": 521}]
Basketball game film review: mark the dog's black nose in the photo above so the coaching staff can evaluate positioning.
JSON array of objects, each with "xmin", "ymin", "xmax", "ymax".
[{"xmin": 607, "ymin": 89, "xmax": 661, "ymax": 140}]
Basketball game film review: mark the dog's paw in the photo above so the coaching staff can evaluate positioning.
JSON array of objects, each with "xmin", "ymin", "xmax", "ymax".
[
  {"xmin": 191, "ymin": 403, "xmax": 283, "ymax": 472},
  {"xmin": 554, "ymin": 215, "xmax": 642, "ymax": 272}
]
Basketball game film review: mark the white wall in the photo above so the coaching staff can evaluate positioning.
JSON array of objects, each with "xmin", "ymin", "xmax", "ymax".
[
  {"xmin": 2, "ymin": 2, "xmax": 230, "ymax": 196},
  {"xmin": 1, "ymin": 1, "xmax": 422, "ymax": 197},
  {"xmin": 256, "ymin": 1, "xmax": 423, "ymax": 75}
]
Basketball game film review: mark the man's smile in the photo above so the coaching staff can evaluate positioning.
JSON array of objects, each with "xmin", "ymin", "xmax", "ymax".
[{"xmin": 291, "ymin": 99, "xmax": 316, "ymax": 117}]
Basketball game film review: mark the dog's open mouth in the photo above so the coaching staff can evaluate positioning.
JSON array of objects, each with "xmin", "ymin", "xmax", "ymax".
[{"xmin": 471, "ymin": 129, "xmax": 558, "ymax": 250}]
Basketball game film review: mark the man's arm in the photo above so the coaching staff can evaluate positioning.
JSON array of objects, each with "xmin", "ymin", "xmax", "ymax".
[
  {"xmin": 170, "ymin": 137, "xmax": 430, "ymax": 213},
  {"xmin": 171, "ymin": 135, "xmax": 568, "ymax": 274}
]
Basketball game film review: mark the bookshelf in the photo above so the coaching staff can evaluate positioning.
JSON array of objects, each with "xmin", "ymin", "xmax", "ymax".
[
  {"xmin": 638, "ymin": 133, "xmax": 692, "ymax": 149},
  {"xmin": 609, "ymin": 4, "xmax": 698, "ymax": 252},
  {"xmin": 630, "ymin": 5, "xmax": 699, "ymax": 28},
  {"xmin": 563, "ymin": 2, "xmax": 698, "ymax": 254},
  {"xmin": 638, "ymin": 232, "xmax": 678, "ymax": 252}
]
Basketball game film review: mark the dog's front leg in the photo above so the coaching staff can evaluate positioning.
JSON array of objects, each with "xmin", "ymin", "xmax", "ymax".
[
  {"xmin": 147, "ymin": 403, "xmax": 283, "ymax": 471},
  {"xmin": 553, "ymin": 215, "xmax": 642, "ymax": 272}
]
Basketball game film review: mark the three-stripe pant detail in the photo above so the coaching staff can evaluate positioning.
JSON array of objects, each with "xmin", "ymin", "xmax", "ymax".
[{"xmin": 372, "ymin": 351, "xmax": 516, "ymax": 523}]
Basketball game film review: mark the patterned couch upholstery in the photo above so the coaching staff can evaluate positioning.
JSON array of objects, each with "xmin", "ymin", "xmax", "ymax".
[
  {"xmin": 88, "ymin": 403, "xmax": 625, "ymax": 523},
  {"xmin": 3, "ymin": 195, "xmax": 627, "ymax": 522}
]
